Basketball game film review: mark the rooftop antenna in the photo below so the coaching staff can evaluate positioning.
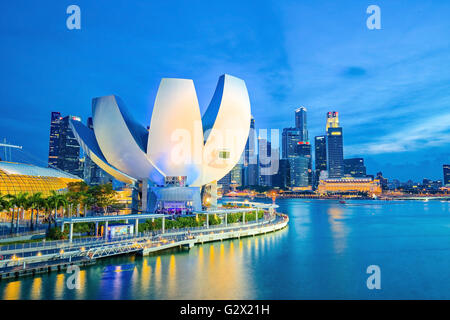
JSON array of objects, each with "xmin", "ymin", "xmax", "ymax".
[{"xmin": 0, "ymin": 138, "xmax": 23, "ymax": 162}]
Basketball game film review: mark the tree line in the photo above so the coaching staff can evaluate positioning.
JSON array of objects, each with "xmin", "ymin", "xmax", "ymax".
[{"xmin": 0, "ymin": 182, "xmax": 122, "ymax": 234}]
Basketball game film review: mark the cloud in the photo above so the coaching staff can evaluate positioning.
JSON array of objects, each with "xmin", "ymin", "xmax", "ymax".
[{"xmin": 345, "ymin": 113, "xmax": 450, "ymax": 155}]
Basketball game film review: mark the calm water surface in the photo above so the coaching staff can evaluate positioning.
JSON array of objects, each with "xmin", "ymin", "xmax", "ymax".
[{"xmin": 2, "ymin": 199, "xmax": 450, "ymax": 299}]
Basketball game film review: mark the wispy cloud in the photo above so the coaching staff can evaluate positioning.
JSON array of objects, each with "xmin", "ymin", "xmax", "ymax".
[{"xmin": 346, "ymin": 113, "xmax": 450, "ymax": 155}]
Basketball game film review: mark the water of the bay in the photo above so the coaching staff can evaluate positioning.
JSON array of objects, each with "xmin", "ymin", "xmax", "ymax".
[{"xmin": 2, "ymin": 198, "xmax": 450, "ymax": 299}]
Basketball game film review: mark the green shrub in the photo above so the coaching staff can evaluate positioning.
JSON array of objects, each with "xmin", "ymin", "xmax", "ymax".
[{"xmin": 47, "ymin": 227, "xmax": 67, "ymax": 240}]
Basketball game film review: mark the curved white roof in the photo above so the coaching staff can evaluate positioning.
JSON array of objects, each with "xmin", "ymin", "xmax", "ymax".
[
  {"xmin": 0, "ymin": 161, "xmax": 81, "ymax": 180},
  {"xmin": 71, "ymin": 74, "xmax": 251, "ymax": 187}
]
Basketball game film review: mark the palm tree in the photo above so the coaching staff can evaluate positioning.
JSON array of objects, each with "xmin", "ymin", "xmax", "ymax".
[
  {"xmin": 36, "ymin": 196, "xmax": 47, "ymax": 227},
  {"xmin": 4, "ymin": 194, "xmax": 18, "ymax": 233},
  {"xmin": 47, "ymin": 191, "xmax": 59, "ymax": 227},
  {"xmin": 0, "ymin": 195, "xmax": 12, "ymax": 226},
  {"xmin": 41, "ymin": 196, "xmax": 53, "ymax": 231},
  {"xmin": 47, "ymin": 191, "xmax": 68, "ymax": 228},
  {"xmin": 29, "ymin": 192, "xmax": 43, "ymax": 230},
  {"xmin": 15, "ymin": 192, "xmax": 29, "ymax": 233}
]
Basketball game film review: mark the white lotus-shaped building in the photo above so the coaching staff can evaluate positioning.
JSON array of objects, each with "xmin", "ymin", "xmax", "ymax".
[{"xmin": 70, "ymin": 74, "xmax": 251, "ymax": 190}]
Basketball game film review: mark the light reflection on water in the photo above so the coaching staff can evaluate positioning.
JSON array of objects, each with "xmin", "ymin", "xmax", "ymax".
[{"xmin": 1, "ymin": 199, "xmax": 450, "ymax": 299}]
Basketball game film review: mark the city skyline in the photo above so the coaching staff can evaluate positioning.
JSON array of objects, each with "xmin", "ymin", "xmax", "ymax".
[{"xmin": 1, "ymin": 1, "xmax": 449, "ymax": 181}]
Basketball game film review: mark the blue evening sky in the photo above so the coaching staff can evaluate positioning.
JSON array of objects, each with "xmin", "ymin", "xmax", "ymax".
[{"xmin": 0, "ymin": 0, "xmax": 449, "ymax": 181}]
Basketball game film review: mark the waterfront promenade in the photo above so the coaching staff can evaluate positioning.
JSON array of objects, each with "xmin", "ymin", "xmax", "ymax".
[{"xmin": 0, "ymin": 203, "xmax": 288, "ymax": 280}]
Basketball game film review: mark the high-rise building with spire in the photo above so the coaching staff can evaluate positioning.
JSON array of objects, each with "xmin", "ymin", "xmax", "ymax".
[{"xmin": 295, "ymin": 106, "xmax": 308, "ymax": 141}]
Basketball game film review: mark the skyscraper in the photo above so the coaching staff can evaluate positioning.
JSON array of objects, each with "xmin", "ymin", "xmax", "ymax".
[
  {"xmin": 295, "ymin": 106, "xmax": 308, "ymax": 141},
  {"xmin": 57, "ymin": 115, "xmax": 83, "ymax": 178},
  {"xmin": 273, "ymin": 159, "xmax": 290, "ymax": 188},
  {"xmin": 243, "ymin": 116, "xmax": 258, "ymax": 186},
  {"xmin": 281, "ymin": 107, "xmax": 312, "ymax": 189},
  {"xmin": 282, "ymin": 128, "xmax": 301, "ymax": 159},
  {"xmin": 48, "ymin": 112, "xmax": 83, "ymax": 178},
  {"xmin": 297, "ymin": 141, "xmax": 312, "ymax": 186},
  {"xmin": 258, "ymin": 138, "xmax": 272, "ymax": 187},
  {"xmin": 326, "ymin": 112, "xmax": 344, "ymax": 178},
  {"xmin": 218, "ymin": 171, "xmax": 232, "ymax": 194},
  {"xmin": 444, "ymin": 164, "xmax": 450, "ymax": 186},
  {"xmin": 48, "ymin": 111, "xmax": 62, "ymax": 168},
  {"xmin": 314, "ymin": 135, "xmax": 327, "ymax": 187},
  {"xmin": 230, "ymin": 163, "xmax": 243, "ymax": 186},
  {"xmin": 344, "ymin": 158, "xmax": 366, "ymax": 177}
]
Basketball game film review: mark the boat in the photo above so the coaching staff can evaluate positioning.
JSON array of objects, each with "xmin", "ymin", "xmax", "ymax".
[{"xmin": 339, "ymin": 200, "xmax": 346, "ymax": 204}]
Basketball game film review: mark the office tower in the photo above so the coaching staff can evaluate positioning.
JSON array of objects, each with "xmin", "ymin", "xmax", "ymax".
[
  {"xmin": 344, "ymin": 158, "xmax": 366, "ymax": 177},
  {"xmin": 444, "ymin": 165, "xmax": 450, "ymax": 186},
  {"xmin": 230, "ymin": 162, "xmax": 243, "ymax": 186},
  {"xmin": 56, "ymin": 115, "xmax": 83, "ymax": 178},
  {"xmin": 245, "ymin": 164, "xmax": 259, "ymax": 186},
  {"xmin": 83, "ymin": 117, "xmax": 113, "ymax": 185},
  {"xmin": 282, "ymin": 130, "xmax": 311, "ymax": 188},
  {"xmin": 282, "ymin": 127, "xmax": 301, "ymax": 159},
  {"xmin": 326, "ymin": 111, "xmax": 344, "ymax": 178},
  {"xmin": 297, "ymin": 141, "xmax": 312, "ymax": 186},
  {"xmin": 314, "ymin": 135, "xmax": 327, "ymax": 187},
  {"xmin": 273, "ymin": 159, "xmax": 290, "ymax": 188},
  {"xmin": 48, "ymin": 111, "xmax": 62, "ymax": 168},
  {"xmin": 289, "ymin": 156, "xmax": 310, "ymax": 187},
  {"xmin": 258, "ymin": 138, "xmax": 273, "ymax": 187},
  {"xmin": 218, "ymin": 171, "xmax": 232, "ymax": 194},
  {"xmin": 295, "ymin": 106, "xmax": 308, "ymax": 141},
  {"xmin": 243, "ymin": 116, "xmax": 257, "ymax": 186}
]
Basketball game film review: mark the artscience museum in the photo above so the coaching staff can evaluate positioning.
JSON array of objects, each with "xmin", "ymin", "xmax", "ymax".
[{"xmin": 70, "ymin": 74, "xmax": 251, "ymax": 212}]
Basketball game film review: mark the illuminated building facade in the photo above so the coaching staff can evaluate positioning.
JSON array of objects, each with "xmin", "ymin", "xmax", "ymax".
[
  {"xmin": 243, "ymin": 117, "xmax": 258, "ymax": 186},
  {"xmin": 326, "ymin": 112, "xmax": 344, "ymax": 178},
  {"xmin": 295, "ymin": 107, "xmax": 308, "ymax": 141},
  {"xmin": 317, "ymin": 177, "xmax": 382, "ymax": 195},
  {"xmin": 282, "ymin": 107, "xmax": 312, "ymax": 189},
  {"xmin": 48, "ymin": 112, "xmax": 83, "ymax": 178},
  {"xmin": 444, "ymin": 164, "xmax": 450, "ymax": 186},
  {"xmin": 344, "ymin": 158, "xmax": 366, "ymax": 177},
  {"xmin": 258, "ymin": 138, "xmax": 272, "ymax": 187},
  {"xmin": 48, "ymin": 111, "xmax": 62, "ymax": 168},
  {"xmin": 314, "ymin": 135, "xmax": 327, "ymax": 187},
  {"xmin": 0, "ymin": 161, "xmax": 81, "ymax": 197},
  {"xmin": 230, "ymin": 163, "xmax": 243, "ymax": 186}
]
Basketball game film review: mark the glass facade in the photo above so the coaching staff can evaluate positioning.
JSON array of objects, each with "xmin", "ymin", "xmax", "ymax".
[
  {"xmin": 444, "ymin": 164, "xmax": 450, "ymax": 186},
  {"xmin": 344, "ymin": 158, "xmax": 366, "ymax": 177},
  {"xmin": 326, "ymin": 127, "xmax": 344, "ymax": 178},
  {"xmin": 48, "ymin": 111, "xmax": 62, "ymax": 168}
]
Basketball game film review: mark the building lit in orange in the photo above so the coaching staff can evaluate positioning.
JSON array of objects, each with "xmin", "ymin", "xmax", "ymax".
[
  {"xmin": 317, "ymin": 177, "xmax": 382, "ymax": 196},
  {"xmin": 0, "ymin": 161, "xmax": 81, "ymax": 197}
]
